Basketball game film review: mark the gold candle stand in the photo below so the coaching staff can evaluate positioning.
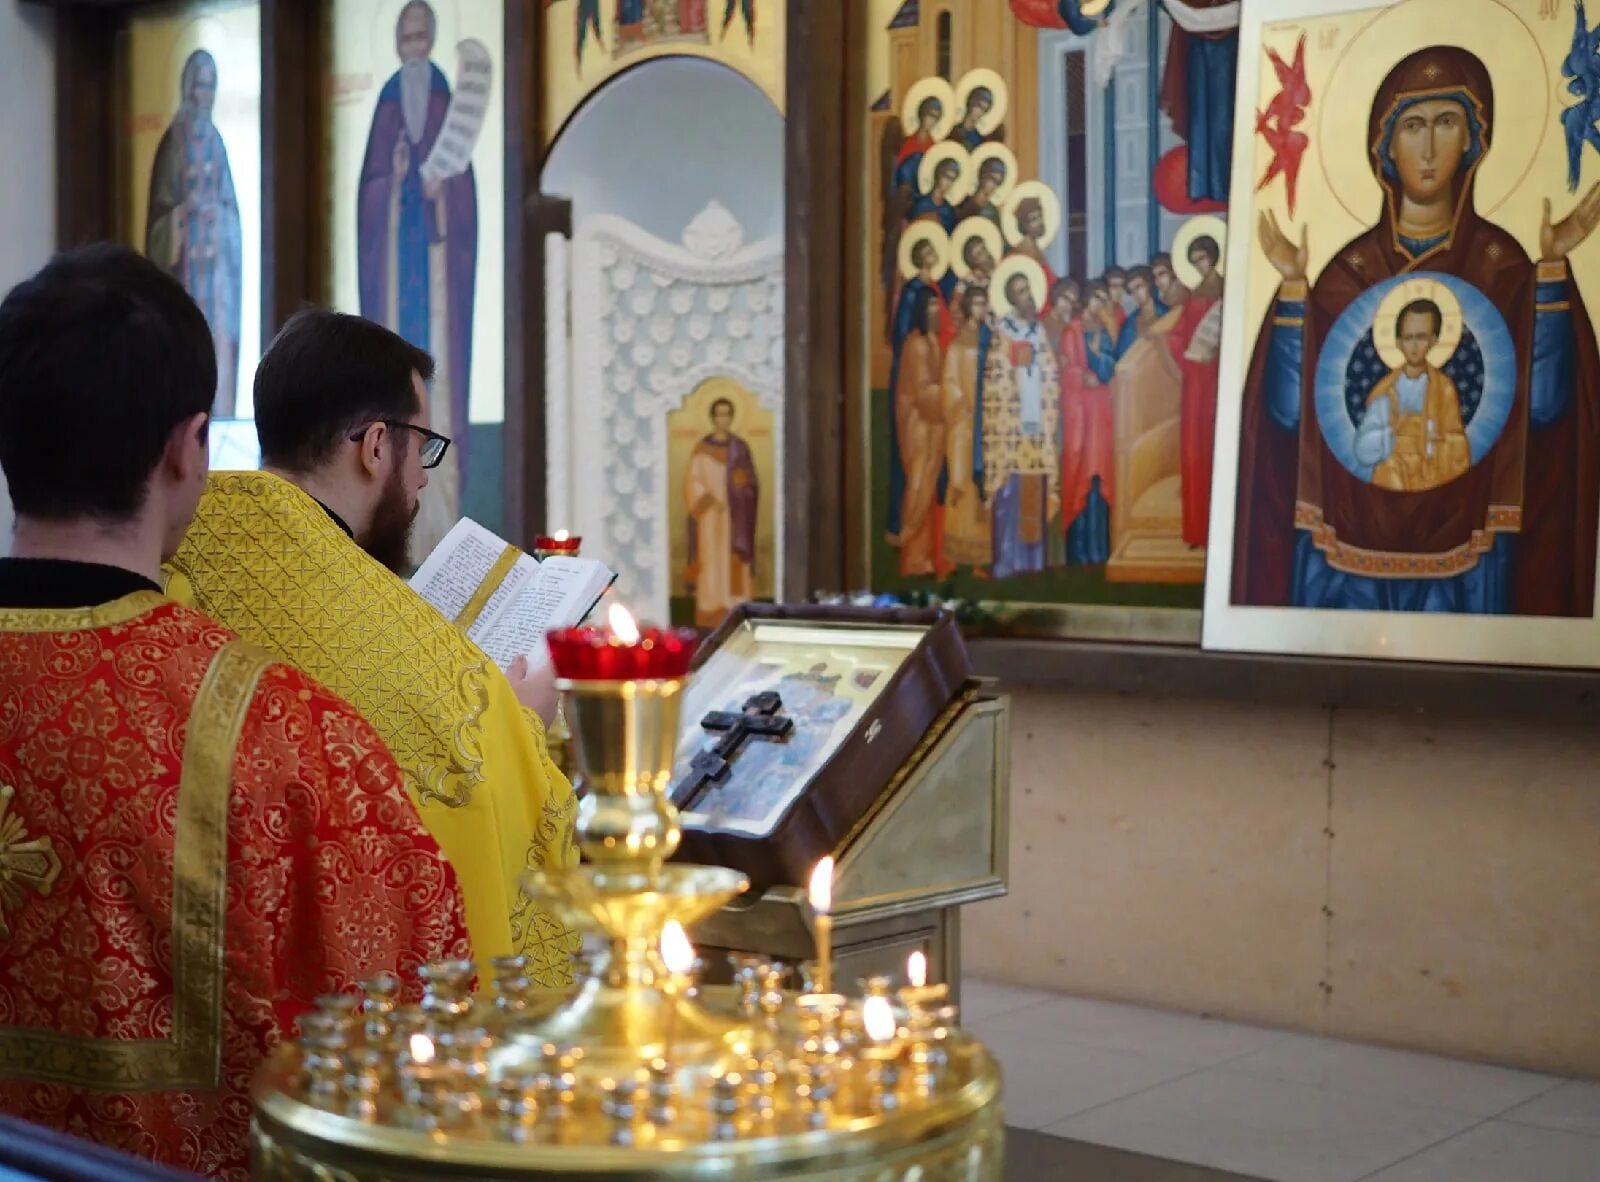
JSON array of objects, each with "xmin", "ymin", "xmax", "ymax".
[{"xmin": 249, "ymin": 661, "xmax": 1004, "ymax": 1180}]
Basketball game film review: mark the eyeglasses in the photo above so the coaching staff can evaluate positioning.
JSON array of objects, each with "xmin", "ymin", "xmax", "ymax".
[{"xmin": 348, "ymin": 420, "xmax": 451, "ymax": 469}]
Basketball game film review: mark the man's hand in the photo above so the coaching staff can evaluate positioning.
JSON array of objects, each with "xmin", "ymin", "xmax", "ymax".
[
  {"xmin": 392, "ymin": 139, "xmax": 411, "ymax": 177},
  {"xmin": 506, "ymin": 654, "xmax": 559, "ymax": 725},
  {"xmin": 423, "ymin": 176, "xmax": 443, "ymax": 202}
]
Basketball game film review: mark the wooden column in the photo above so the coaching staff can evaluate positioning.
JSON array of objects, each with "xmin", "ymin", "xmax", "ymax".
[
  {"xmin": 51, "ymin": 3, "xmax": 120, "ymax": 248},
  {"xmin": 784, "ymin": 0, "xmax": 849, "ymax": 601},
  {"xmin": 261, "ymin": 0, "xmax": 323, "ymax": 331}
]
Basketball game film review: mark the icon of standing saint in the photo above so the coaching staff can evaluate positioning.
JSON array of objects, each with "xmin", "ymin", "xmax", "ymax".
[
  {"xmin": 357, "ymin": 0, "xmax": 489, "ymax": 557},
  {"xmin": 146, "ymin": 49, "xmax": 243, "ymax": 417}
]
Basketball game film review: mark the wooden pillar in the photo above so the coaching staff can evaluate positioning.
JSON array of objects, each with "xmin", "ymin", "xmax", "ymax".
[
  {"xmin": 51, "ymin": 3, "xmax": 119, "ymax": 248},
  {"xmin": 262, "ymin": 0, "xmax": 323, "ymax": 333},
  {"xmin": 785, "ymin": 0, "xmax": 848, "ymax": 601}
]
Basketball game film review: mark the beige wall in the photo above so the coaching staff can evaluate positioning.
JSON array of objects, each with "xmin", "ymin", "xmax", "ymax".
[{"xmin": 966, "ymin": 688, "xmax": 1600, "ymax": 1079}]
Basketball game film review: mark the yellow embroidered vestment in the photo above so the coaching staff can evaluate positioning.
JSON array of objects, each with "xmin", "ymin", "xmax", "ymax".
[{"xmin": 165, "ymin": 472, "xmax": 578, "ymax": 982}]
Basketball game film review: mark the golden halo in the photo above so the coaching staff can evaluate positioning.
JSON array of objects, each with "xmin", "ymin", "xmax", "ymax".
[
  {"xmin": 1315, "ymin": 0, "xmax": 1548, "ymax": 223},
  {"xmin": 1372, "ymin": 276, "xmax": 1464, "ymax": 370},
  {"xmin": 897, "ymin": 222, "xmax": 953, "ymax": 281},
  {"xmin": 950, "ymin": 217, "xmax": 1004, "ymax": 281},
  {"xmin": 1172, "ymin": 215, "xmax": 1229, "ymax": 289},
  {"xmin": 970, "ymin": 143, "xmax": 1019, "ymax": 205},
  {"xmin": 953, "ymin": 68, "xmax": 1008, "ymax": 136},
  {"xmin": 901, "ymin": 76, "xmax": 959, "ymax": 138},
  {"xmin": 1001, "ymin": 181, "xmax": 1061, "ymax": 248},
  {"xmin": 991, "ymin": 255, "xmax": 1048, "ymax": 319},
  {"xmin": 1078, "ymin": 0, "xmax": 1112, "ymax": 15},
  {"xmin": 918, "ymin": 142, "xmax": 975, "ymax": 202}
]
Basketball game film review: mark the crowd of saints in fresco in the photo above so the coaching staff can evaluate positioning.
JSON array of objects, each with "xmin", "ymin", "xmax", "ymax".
[
  {"xmin": 1230, "ymin": 2, "xmax": 1600, "ymax": 619},
  {"xmin": 878, "ymin": 38, "xmax": 1231, "ymax": 590},
  {"xmin": 550, "ymin": 0, "xmax": 759, "ymax": 64}
]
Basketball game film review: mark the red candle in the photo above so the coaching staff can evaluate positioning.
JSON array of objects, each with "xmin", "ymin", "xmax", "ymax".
[
  {"xmin": 547, "ymin": 605, "xmax": 697, "ymax": 681},
  {"xmin": 533, "ymin": 534, "xmax": 582, "ymax": 554}
]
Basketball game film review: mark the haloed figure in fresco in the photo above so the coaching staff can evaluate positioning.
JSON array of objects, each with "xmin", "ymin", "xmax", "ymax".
[
  {"xmin": 146, "ymin": 49, "xmax": 242, "ymax": 417},
  {"xmin": 1235, "ymin": 46, "xmax": 1600, "ymax": 617},
  {"xmin": 684, "ymin": 398, "xmax": 759, "ymax": 629},
  {"xmin": 896, "ymin": 284, "xmax": 948, "ymax": 577},
  {"xmin": 358, "ymin": 0, "xmax": 478, "ymax": 546},
  {"xmin": 1357, "ymin": 299, "xmax": 1471, "ymax": 493}
]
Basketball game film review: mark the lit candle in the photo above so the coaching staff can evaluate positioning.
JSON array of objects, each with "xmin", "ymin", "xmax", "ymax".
[
  {"xmin": 860, "ymin": 994, "xmax": 903, "ymax": 1115},
  {"xmin": 402, "ymin": 1032, "xmax": 441, "ymax": 1122},
  {"xmin": 809, "ymin": 857, "xmax": 834, "ymax": 995},
  {"xmin": 659, "ymin": 920, "xmax": 694, "ymax": 1063},
  {"xmin": 862, "ymin": 995, "xmax": 897, "ymax": 1045},
  {"xmin": 409, "ymin": 1032, "xmax": 436, "ymax": 1065},
  {"xmin": 533, "ymin": 530, "xmax": 583, "ymax": 557},
  {"xmin": 546, "ymin": 604, "xmax": 698, "ymax": 681},
  {"xmin": 900, "ymin": 949, "xmax": 949, "ymax": 1010}
]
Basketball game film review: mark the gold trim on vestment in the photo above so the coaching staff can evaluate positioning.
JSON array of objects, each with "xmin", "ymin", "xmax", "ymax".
[
  {"xmin": 0, "ymin": 639, "xmax": 270, "ymax": 1091},
  {"xmin": 0, "ymin": 591, "xmax": 167, "ymax": 634},
  {"xmin": 455, "ymin": 545, "xmax": 522, "ymax": 631},
  {"xmin": 1294, "ymin": 500, "xmax": 1521, "ymax": 578}
]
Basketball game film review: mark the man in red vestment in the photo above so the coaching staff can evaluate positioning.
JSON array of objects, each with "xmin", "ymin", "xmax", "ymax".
[
  {"xmin": 1155, "ymin": 241, "xmax": 1223, "ymax": 548},
  {"xmin": 0, "ymin": 247, "xmax": 471, "ymax": 1180}
]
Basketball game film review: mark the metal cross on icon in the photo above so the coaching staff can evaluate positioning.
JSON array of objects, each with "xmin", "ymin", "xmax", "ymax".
[{"xmin": 676, "ymin": 691, "xmax": 794, "ymax": 812}]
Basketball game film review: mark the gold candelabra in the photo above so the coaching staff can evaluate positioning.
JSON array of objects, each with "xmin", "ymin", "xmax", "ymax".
[{"xmin": 250, "ymin": 647, "xmax": 1005, "ymax": 1179}]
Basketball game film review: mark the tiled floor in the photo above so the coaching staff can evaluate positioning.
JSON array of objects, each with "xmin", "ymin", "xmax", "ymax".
[{"xmin": 967, "ymin": 979, "xmax": 1600, "ymax": 1182}]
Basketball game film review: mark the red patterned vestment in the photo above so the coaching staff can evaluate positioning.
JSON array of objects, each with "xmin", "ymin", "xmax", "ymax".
[{"xmin": 0, "ymin": 593, "xmax": 471, "ymax": 1179}]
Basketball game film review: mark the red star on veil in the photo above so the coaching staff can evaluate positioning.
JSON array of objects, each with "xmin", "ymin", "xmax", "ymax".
[{"xmin": 1257, "ymin": 34, "xmax": 1313, "ymax": 215}]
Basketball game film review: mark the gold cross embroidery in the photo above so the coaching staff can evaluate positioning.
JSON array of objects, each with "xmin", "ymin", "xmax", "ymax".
[
  {"xmin": 0, "ymin": 784, "xmax": 62, "ymax": 940},
  {"xmin": 1423, "ymin": 63, "xmax": 1441, "ymax": 81},
  {"xmin": 1349, "ymin": 251, "xmax": 1365, "ymax": 272},
  {"xmin": 1487, "ymin": 243, "xmax": 1503, "ymax": 260}
]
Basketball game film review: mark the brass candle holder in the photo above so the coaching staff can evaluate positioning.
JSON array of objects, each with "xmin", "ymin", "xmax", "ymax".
[
  {"xmin": 248, "ymin": 610, "xmax": 1004, "ymax": 1180},
  {"xmin": 505, "ymin": 662, "xmax": 751, "ymax": 1078}
]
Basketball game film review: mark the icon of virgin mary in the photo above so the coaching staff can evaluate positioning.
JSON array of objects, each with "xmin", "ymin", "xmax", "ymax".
[{"xmin": 1232, "ymin": 46, "xmax": 1600, "ymax": 616}]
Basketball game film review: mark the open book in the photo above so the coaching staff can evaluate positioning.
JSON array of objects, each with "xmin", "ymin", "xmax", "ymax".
[{"xmin": 411, "ymin": 518, "xmax": 616, "ymax": 669}]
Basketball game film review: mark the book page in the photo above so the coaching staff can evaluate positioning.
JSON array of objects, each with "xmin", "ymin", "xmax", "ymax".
[
  {"xmin": 463, "ymin": 554, "xmax": 539, "ymax": 647},
  {"xmin": 474, "ymin": 557, "xmax": 614, "ymax": 669},
  {"xmin": 409, "ymin": 517, "xmax": 508, "ymax": 622}
]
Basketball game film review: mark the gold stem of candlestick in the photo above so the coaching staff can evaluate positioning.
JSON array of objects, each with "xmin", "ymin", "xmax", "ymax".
[
  {"xmin": 814, "ymin": 914, "xmax": 833, "ymax": 995},
  {"xmin": 507, "ymin": 674, "xmax": 751, "ymax": 1080}
]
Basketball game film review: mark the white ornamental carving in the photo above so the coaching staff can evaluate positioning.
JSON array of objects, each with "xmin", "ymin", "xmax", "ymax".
[
  {"xmin": 558, "ymin": 205, "xmax": 784, "ymax": 622},
  {"xmin": 680, "ymin": 200, "xmax": 746, "ymax": 260}
]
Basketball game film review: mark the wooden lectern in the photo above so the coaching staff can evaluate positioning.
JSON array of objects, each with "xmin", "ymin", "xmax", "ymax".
[{"xmin": 674, "ymin": 605, "xmax": 1010, "ymax": 997}]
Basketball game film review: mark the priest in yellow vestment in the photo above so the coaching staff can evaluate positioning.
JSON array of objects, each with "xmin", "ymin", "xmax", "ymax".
[{"xmin": 166, "ymin": 310, "xmax": 577, "ymax": 982}]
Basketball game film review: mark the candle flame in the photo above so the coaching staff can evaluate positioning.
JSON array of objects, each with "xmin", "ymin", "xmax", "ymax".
[
  {"xmin": 660, "ymin": 920, "xmax": 694, "ymax": 976},
  {"xmin": 608, "ymin": 602, "xmax": 640, "ymax": 644},
  {"xmin": 808, "ymin": 856, "xmax": 834, "ymax": 914},
  {"xmin": 553, "ymin": 529, "xmax": 570, "ymax": 542},
  {"xmin": 908, "ymin": 950, "xmax": 927, "ymax": 989},
  {"xmin": 862, "ymin": 995, "xmax": 896, "ymax": 1043},
  {"xmin": 409, "ymin": 1033, "xmax": 435, "ymax": 1065}
]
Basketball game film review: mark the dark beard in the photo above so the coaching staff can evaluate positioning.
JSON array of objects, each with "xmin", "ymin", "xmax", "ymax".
[{"xmin": 364, "ymin": 465, "xmax": 418, "ymax": 575}]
